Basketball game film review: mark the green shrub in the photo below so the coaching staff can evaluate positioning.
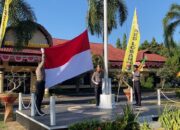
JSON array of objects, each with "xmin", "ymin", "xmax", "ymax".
[
  {"xmin": 159, "ymin": 107, "xmax": 180, "ymax": 130},
  {"xmin": 69, "ymin": 120, "xmax": 100, "ymax": 130},
  {"xmin": 141, "ymin": 77, "xmax": 154, "ymax": 89},
  {"xmin": 163, "ymin": 82, "xmax": 173, "ymax": 88},
  {"xmin": 100, "ymin": 121, "xmax": 117, "ymax": 130},
  {"xmin": 140, "ymin": 122, "xmax": 151, "ymax": 130},
  {"xmin": 115, "ymin": 104, "xmax": 140, "ymax": 130}
]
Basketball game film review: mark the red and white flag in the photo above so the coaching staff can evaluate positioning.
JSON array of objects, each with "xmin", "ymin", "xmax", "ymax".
[{"xmin": 44, "ymin": 30, "xmax": 93, "ymax": 88}]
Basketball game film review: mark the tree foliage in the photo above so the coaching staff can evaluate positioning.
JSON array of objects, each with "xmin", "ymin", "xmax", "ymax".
[
  {"xmin": 122, "ymin": 33, "xmax": 127, "ymax": 50},
  {"xmin": 139, "ymin": 40, "xmax": 149, "ymax": 50},
  {"xmin": 158, "ymin": 47, "xmax": 180, "ymax": 83},
  {"xmin": 139, "ymin": 38, "xmax": 169, "ymax": 57},
  {"xmin": 0, "ymin": 0, "xmax": 37, "ymax": 50},
  {"xmin": 116, "ymin": 38, "xmax": 122, "ymax": 49},
  {"xmin": 87, "ymin": 0, "xmax": 128, "ymax": 37},
  {"xmin": 163, "ymin": 3, "xmax": 180, "ymax": 54}
]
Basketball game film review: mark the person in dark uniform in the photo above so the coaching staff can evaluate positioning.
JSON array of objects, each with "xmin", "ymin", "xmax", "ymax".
[
  {"xmin": 91, "ymin": 65, "xmax": 103, "ymax": 106},
  {"xmin": 133, "ymin": 64, "xmax": 141, "ymax": 106},
  {"xmin": 35, "ymin": 48, "xmax": 45, "ymax": 115}
]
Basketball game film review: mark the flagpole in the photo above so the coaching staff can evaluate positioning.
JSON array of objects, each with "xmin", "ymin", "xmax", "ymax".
[
  {"xmin": 103, "ymin": 0, "xmax": 108, "ymax": 94},
  {"xmin": 99, "ymin": 0, "xmax": 115, "ymax": 109}
]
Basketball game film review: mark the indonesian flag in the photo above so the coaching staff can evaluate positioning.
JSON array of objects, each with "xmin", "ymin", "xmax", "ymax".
[{"xmin": 44, "ymin": 30, "xmax": 93, "ymax": 88}]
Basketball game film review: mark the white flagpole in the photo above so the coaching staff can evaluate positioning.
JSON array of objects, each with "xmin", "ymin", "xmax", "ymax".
[
  {"xmin": 104, "ymin": 0, "xmax": 108, "ymax": 94},
  {"xmin": 99, "ymin": 0, "xmax": 115, "ymax": 109}
]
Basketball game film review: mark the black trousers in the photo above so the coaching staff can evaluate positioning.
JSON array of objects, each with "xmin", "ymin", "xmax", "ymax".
[
  {"xmin": 35, "ymin": 80, "xmax": 45, "ymax": 112},
  {"xmin": 134, "ymin": 81, "xmax": 141, "ymax": 105},
  {"xmin": 94, "ymin": 84, "xmax": 102, "ymax": 106}
]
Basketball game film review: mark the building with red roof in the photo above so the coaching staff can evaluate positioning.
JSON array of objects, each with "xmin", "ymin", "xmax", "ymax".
[
  {"xmin": 53, "ymin": 38, "xmax": 167, "ymax": 69},
  {"xmin": 0, "ymin": 28, "xmax": 167, "ymax": 93}
]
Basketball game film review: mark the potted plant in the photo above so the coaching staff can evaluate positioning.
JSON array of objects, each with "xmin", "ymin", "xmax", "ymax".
[
  {"xmin": 0, "ymin": 67, "xmax": 23, "ymax": 122},
  {"xmin": 117, "ymin": 72, "xmax": 132, "ymax": 102},
  {"xmin": 123, "ymin": 87, "xmax": 131, "ymax": 102}
]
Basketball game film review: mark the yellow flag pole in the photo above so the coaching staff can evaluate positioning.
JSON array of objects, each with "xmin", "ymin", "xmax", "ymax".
[
  {"xmin": 0, "ymin": 0, "xmax": 12, "ymax": 47},
  {"xmin": 122, "ymin": 8, "xmax": 140, "ymax": 72}
]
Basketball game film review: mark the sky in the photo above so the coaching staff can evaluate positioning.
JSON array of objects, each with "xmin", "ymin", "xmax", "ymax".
[{"xmin": 28, "ymin": 0, "xmax": 180, "ymax": 46}]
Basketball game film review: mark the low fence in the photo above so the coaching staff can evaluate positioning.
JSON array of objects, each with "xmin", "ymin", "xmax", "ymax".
[
  {"xmin": 17, "ymin": 88, "xmax": 180, "ymax": 127},
  {"xmin": 18, "ymin": 93, "xmax": 56, "ymax": 126},
  {"xmin": 157, "ymin": 89, "xmax": 180, "ymax": 105}
]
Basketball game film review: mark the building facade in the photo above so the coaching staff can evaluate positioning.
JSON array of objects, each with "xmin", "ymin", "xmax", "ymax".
[
  {"xmin": 0, "ymin": 29, "xmax": 166, "ymax": 93},
  {"xmin": 0, "ymin": 23, "xmax": 52, "ymax": 93}
]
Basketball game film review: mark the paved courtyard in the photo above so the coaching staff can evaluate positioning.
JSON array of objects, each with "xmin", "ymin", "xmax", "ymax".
[{"xmin": 1, "ymin": 91, "xmax": 179, "ymax": 130}]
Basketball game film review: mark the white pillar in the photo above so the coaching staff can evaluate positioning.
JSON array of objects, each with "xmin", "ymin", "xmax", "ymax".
[
  {"xmin": 18, "ymin": 93, "xmax": 22, "ymax": 111},
  {"xmin": 50, "ymin": 96, "xmax": 56, "ymax": 126},
  {"xmin": 99, "ymin": 78, "xmax": 115, "ymax": 109},
  {"xmin": 31, "ymin": 93, "xmax": 35, "ymax": 116},
  {"xmin": 45, "ymin": 88, "xmax": 49, "ymax": 97},
  {"xmin": 102, "ymin": 78, "xmax": 105, "ymax": 94},
  {"xmin": 157, "ymin": 89, "xmax": 161, "ymax": 106},
  {"xmin": 130, "ymin": 87, "xmax": 133, "ymax": 103},
  {"xmin": 0, "ymin": 66, "xmax": 4, "ymax": 93},
  {"xmin": 108, "ymin": 78, "xmax": 112, "ymax": 94}
]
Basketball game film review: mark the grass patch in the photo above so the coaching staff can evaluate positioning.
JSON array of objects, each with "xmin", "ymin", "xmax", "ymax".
[
  {"xmin": 161, "ymin": 100, "xmax": 180, "ymax": 107},
  {"xmin": 0, "ymin": 122, "xmax": 7, "ymax": 130},
  {"xmin": 0, "ymin": 113, "xmax": 7, "ymax": 130},
  {"xmin": 159, "ymin": 107, "xmax": 180, "ymax": 129}
]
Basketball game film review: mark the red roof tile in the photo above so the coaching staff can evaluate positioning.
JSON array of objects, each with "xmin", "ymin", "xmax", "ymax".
[
  {"xmin": 137, "ymin": 50, "xmax": 166, "ymax": 62},
  {"xmin": 53, "ymin": 38, "xmax": 125, "ymax": 61},
  {"xmin": 53, "ymin": 38, "xmax": 68, "ymax": 46},
  {"xmin": 0, "ymin": 38, "xmax": 166, "ymax": 63},
  {"xmin": 144, "ymin": 53, "xmax": 166, "ymax": 62},
  {"xmin": 52, "ymin": 38, "xmax": 166, "ymax": 62},
  {"xmin": 136, "ymin": 50, "xmax": 148, "ymax": 61}
]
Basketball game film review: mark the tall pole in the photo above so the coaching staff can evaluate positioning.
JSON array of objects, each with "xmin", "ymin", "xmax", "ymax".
[
  {"xmin": 99, "ymin": 0, "xmax": 115, "ymax": 109},
  {"xmin": 104, "ymin": 0, "xmax": 108, "ymax": 94}
]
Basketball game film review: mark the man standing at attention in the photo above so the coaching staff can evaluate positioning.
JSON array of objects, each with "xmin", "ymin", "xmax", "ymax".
[
  {"xmin": 35, "ymin": 48, "xmax": 45, "ymax": 115},
  {"xmin": 133, "ymin": 64, "xmax": 141, "ymax": 106},
  {"xmin": 91, "ymin": 65, "xmax": 103, "ymax": 106}
]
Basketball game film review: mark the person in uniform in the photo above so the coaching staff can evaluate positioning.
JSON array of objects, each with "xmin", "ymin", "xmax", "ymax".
[
  {"xmin": 133, "ymin": 64, "xmax": 141, "ymax": 106},
  {"xmin": 91, "ymin": 65, "xmax": 103, "ymax": 106}
]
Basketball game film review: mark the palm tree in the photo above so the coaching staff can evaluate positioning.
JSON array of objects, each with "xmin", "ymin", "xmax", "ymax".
[
  {"xmin": 87, "ymin": 0, "xmax": 128, "ymax": 37},
  {"xmin": 163, "ymin": 3, "xmax": 180, "ymax": 54},
  {"xmin": 0, "ymin": 0, "xmax": 37, "ymax": 49}
]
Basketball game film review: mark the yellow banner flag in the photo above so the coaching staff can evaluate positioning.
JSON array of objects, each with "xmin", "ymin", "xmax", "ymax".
[
  {"xmin": 0, "ymin": 0, "xmax": 12, "ymax": 47},
  {"xmin": 122, "ymin": 9, "xmax": 140, "ymax": 72}
]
